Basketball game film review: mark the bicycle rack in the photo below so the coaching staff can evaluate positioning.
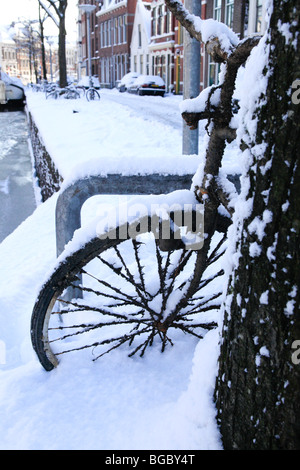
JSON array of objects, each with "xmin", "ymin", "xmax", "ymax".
[
  {"xmin": 55, "ymin": 173, "xmax": 194, "ymax": 299},
  {"xmin": 56, "ymin": 173, "xmax": 194, "ymax": 256}
]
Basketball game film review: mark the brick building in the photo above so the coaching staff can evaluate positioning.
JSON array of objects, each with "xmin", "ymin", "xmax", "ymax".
[
  {"xmin": 148, "ymin": 0, "xmax": 176, "ymax": 92},
  {"xmin": 78, "ymin": 0, "xmax": 138, "ymax": 87},
  {"xmin": 202, "ymin": 0, "xmax": 265, "ymax": 89},
  {"xmin": 0, "ymin": 33, "xmax": 60, "ymax": 85},
  {"xmin": 78, "ymin": 0, "xmax": 267, "ymax": 93}
]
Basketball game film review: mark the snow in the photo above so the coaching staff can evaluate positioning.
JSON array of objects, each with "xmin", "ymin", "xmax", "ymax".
[
  {"xmin": 77, "ymin": 76, "xmax": 101, "ymax": 89},
  {"xmin": 259, "ymin": 291, "xmax": 269, "ymax": 305},
  {"xmin": 26, "ymin": 90, "xmax": 197, "ymax": 179},
  {"xmin": 0, "ymin": 89, "xmax": 226, "ymax": 450},
  {"xmin": 192, "ymin": 17, "xmax": 239, "ymax": 53},
  {"xmin": 26, "ymin": 88, "xmax": 242, "ymax": 182},
  {"xmin": 168, "ymin": 0, "xmax": 239, "ymax": 54},
  {"xmin": 277, "ymin": 20, "xmax": 293, "ymax": 46},
  {"xmin": 179, "ymin": 85, "xmax": 221, "ymax": 114},
  {"xmin": 214, "ymin": 9, "xmax": 273, "ymax": 333},
  {"xmin": 247, "ymin": 210, "xmax": 273, "ymax": 242},
  {"xmin": 133, "ymin": 75, "xmax": 165, "ymax": 87}
]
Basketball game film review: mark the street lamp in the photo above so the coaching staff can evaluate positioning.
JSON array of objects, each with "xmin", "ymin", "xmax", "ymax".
[{"xmin": 78, "ymin": 4, "xmax": 96, "ymax": 84}]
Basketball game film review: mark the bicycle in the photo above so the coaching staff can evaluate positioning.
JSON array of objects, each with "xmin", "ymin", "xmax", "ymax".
[
  {"xmin": 31, "ymin": 26, "xmax": 259, "ymax": 371},
  {"xmin": 46, "ymin": 84, "xmax": 81, "ymax": 100},
  {"xmin": 85, "ymin": 77, "xmax": 100, "ymax": 101},
  {"xmin": 62, "ymin": 85, "xmax": 81, "ymax": 100}
]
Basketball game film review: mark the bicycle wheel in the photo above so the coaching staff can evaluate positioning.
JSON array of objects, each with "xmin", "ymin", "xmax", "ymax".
[
  {"xmin": 46, "ymin": 90, "xmax": 58, "ymax": 99},
  {"xmin": 31, "ymin": 210, "xmax": 225, "ymax": 371},
  {"xmin": 65, "ymin": 90, "xmax": 81, "ymax": 100},
  {"xmin": 75, "ymin": 86, "xmax": 86, "ymax": 98},
  {"xmin": 86, "ymin": 88, "xmax": 100, "ymax": 101}
]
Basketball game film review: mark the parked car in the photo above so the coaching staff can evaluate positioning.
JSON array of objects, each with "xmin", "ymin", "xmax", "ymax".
[
  {"xmin": 127, "ymin": 75, "xmax": 166, "ymax": 96},
  {"xmin": 117, "ymin": 72, "xmax": 141, "ymax": 92},
  {"xmin": 0, "ymin": 70, "xmax": 25, "ymax": 108},
  {"xmin": 77, "ymin": 76, "xmax": 101, "ymax": 89}
]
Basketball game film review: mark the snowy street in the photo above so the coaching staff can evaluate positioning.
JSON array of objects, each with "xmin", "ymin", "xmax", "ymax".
[
  {"xmin": 0, "ymin": 111, "xmax": 36, "ymax": 242},
  {"xmin": 0, "ymin": 89, "xmax": 233, "ymax": 450}
]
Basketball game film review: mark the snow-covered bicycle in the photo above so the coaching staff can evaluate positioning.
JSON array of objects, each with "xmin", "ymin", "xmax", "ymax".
[
  {"xmin": 31, "ymin": 5, "xmax": 260, "ymax": 371},
  {"xmin": 85, "ymin": 78, "xmax": 100, "ymax": 101},
  {"xmin": 46, "ymin": 84, "xmax": 81, "ymax": 100}
]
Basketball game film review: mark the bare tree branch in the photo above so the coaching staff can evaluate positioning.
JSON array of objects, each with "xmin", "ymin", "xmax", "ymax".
[
  {"xmin": 38, "ymin": 0, "xmax": 59, "ymax": 27},
  {"xmin": 164, "ymin": 0, "xmax": 239, "ymax": 62}
]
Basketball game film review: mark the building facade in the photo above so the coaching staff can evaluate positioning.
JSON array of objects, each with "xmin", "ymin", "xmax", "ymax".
[
  {"xmin": 148, "ymin": 0, "xmax": 176, "ymax": 92},
  {"xmin": 130, "ymin": 0, "xmax": 151, "ymax": 76},
  {"xmin": 203, "ymin": 0, "xmax": 267, "ymax": 89},
  {"xmin": 77, "ymin": 0, "xmax": 267, "ymax": 93},
  {"xmin": 78, "ymin": 0, "xmax": 138, "ymax": 87}
]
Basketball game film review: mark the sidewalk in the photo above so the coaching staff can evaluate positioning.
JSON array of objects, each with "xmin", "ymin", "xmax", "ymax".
[
  {"xmin": 0, "ymin": 90, "xmax": 223, "ymax": 450},
  {"xmin": 26, "ymin": 90, "xmax": 201, "ymax": 188}
]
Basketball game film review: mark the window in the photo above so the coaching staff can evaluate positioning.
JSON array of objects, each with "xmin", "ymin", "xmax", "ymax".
[
  {"xmin": 166, "ymin": 10, "xmax": 172, "ymax": 33},
  {"xmin": 138, "ymin": 24, "xmax": 142, "ymax": 48},
  {"xmin": 140, "ymin": 54, "xmax": 143, "ymax": 74},
  {"xmin": 123, "ymin": 15, "xmax": 127, "ymax": 43},
  {"xmin": 118, "ymin": 17, "xmax": 122, "ymax": 44},
  {"xmin": 152, "ymin": 8, "xmax": 157, "ymax": 36},
  {"xmin": 108, "ymin": 20, "xmax": 111, "ymax": 46},
  {"xmin": 213, "ymin": 0, "xmax": 222, "ymax": 21},
  {"xmin": 157, "ymin": 6, "xmax": 163, "ymax": 35},
  {"xmin": 103, "ymin": 21, "xmax": 107, "ymax": 47},
  {"xmin": 100, "ymin": 23, "xmax": 103, "ymax": 48},
  {"xmin": 114, "ymin": 18, "xmax": 118, "ymax": 44},
  {"xmin": 225, "ymin": 0, "xmax": 234, "ymax": 29},
  {"xmin": 161, "ymin": 55, "xmax": 166, "ymax": 82},
  {"xmin": 255, "ymin": 0, "xmax": 263, "ymax": 32},
  {"xmin": 208, "ymin": 56, "xmax": 221, "ymax": 86}
]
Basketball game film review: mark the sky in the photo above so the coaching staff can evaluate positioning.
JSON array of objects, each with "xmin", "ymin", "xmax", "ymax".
[{"xmin": 0, "ymin": 0, "xmax": 78, "ymax": 42}]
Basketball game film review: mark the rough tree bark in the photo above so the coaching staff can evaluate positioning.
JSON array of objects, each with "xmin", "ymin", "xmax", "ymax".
[
  {"xmin": 38, "ymin": 0, "xmax": 68, "ymax": 87},
  {"xmin": 215, "ymin": 0, "xmax": 300, "ymax": 450},
  {"xmin": 39, "ymin": 4, "xmax": 48, "ymax": 81}
]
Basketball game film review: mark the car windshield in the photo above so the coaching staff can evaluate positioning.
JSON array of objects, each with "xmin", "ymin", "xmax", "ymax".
[
  {"xmin": 121, "ymin": 73, "xmax": 140, "ymax": 84},
  {"xmin": 134, "ymin": 75, "xmax": 165, "ymax": 86}
]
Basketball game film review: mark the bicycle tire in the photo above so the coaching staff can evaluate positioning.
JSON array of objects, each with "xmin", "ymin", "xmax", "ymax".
[
  {"xmin": 46, "ymin": 90, "xmax": 58, "ymax": 99},
  {"xmin": 31, "ymin": 229, "xmax": 124, "ymax": 371},
  {"xmin": 86, "ymin": 88, "xmax": 100, "ymax": 101},
  {"xmin": 31, "ymin": 212, "xmax": 224, "ymax": 371}
]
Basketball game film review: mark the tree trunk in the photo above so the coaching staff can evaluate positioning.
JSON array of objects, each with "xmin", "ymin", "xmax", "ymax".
[
  {"xmin": 215, "ymin": 0, "xmax": 300, "ymax": 450},
  {"xmin": 58, "ymin": 12, "xmax": 67, "ymax": 88},
  {"xmin": 39, "ymin": 6, "xmax": 47, "ymax": 81},
  {"xmin": 38, "ymin": 0, "xmax": 68, "ymax": 87}
]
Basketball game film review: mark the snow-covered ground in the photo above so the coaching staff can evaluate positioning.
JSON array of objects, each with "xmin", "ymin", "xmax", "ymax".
[{"xmin": 0, "ymin": 89, "xmax": 241, "ymax": 450}]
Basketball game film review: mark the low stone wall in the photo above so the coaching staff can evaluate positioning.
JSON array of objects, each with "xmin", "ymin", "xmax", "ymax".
[{"xmin": 27, "ymin": 111, "xmax": 63, "ymax": 202}]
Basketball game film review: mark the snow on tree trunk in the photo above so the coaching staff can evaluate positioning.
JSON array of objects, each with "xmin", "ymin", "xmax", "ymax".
[
  {"xmin": 38, "ymin": 0, "xmax": 68, "ymax": 88},
  {"xmin": 215, "ymin": 0, "xmax": 300, "ymax": 450},
  {"xmin": 58, "ymin": 12, "xmax": 67, "ymax": 88}
]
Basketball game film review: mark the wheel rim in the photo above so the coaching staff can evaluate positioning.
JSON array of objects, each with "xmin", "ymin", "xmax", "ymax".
[
  {"xmin": 32, "ymin": 220, "xmax": 225, "ymax": 369},
  {"xmin": 87, "ymin": 89, "xmax": 100, "ymax": 101}
]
